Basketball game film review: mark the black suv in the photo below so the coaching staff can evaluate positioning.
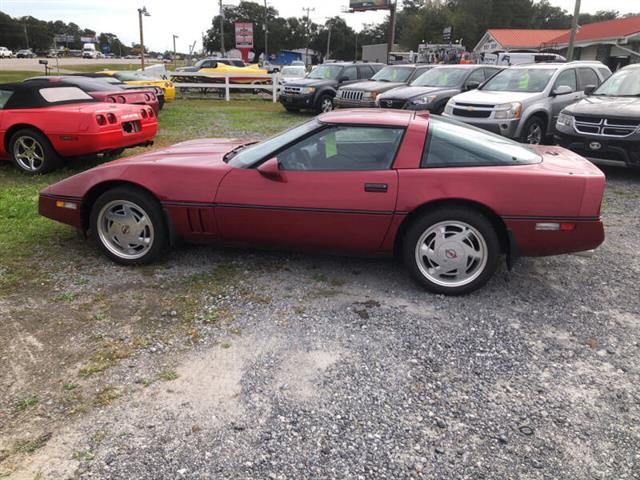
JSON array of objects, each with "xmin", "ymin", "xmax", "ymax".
[
  {"xmin": 555, "ymin": 64, "xmax": 640, "ymax": 168},
  {"xmin": 279, "ymin": 62, "xmax": 384, "ymax": 113}
]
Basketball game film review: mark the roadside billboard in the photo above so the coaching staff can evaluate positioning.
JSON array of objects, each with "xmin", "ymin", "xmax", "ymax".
[
  {"xmin": 349, "ymin": 0, "xmax": 391, "ymax": 11},
  {"xmin": 235, "ymin": 22, "xmax": 254, "ymax": 49}
]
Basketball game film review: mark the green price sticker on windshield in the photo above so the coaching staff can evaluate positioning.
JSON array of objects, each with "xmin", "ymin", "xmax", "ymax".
[{"xmin": 325, "ymin": 132, "xmax": 337, "ymax": 158}]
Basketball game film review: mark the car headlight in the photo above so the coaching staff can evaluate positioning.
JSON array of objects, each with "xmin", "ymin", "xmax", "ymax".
[
  {"xmin": 301, "ymin": 86, "xmax": 316, "ymax": 94},
  {"xmin": 362, "ymin": 91, "xmax": 378, "ymax": 100},
  {"xmin": 411, "ymin": 95, "xmax": 436, "ymax": 105},
  {"xmin": 557, "ymin": 112, "xmax": 573, "ymax": 127},
  {"xmin": 494, "ymin": 102, "xmax": 523, "ymax": 119},
  {"xmin": 444, "ymin": 101, "xmax": 454, "ymax": 115}
]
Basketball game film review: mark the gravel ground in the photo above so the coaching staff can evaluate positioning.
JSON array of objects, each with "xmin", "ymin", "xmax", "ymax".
[{"xmin": 2, "ymin": 165, "xmax": 639, "ymax": 479}]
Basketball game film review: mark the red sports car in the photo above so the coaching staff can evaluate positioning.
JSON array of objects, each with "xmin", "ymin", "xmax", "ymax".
[
  {"xmin": 39, "ymin": 110, "xmax": 605, "ymax": 294},
  {"xmin": 0, "ymin": 82, "xmax": 158, "ymax": 174},
  {"xmin": 24, "ymin": 76, "xmax": 161, "ymax": 114}
]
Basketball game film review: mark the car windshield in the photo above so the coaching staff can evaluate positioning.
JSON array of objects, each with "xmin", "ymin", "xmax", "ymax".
[
  {"xmin": 113, "ymin": 72, "xmax": 154, "ymax": 82},
  {"xmin": 282, "ymin": 66, "xmax": 305, "ymax": 77},
  {"xmin": 482, "ymin": 68, "xmax": 554, "ymax": 92},
  {"xmin": 411, "ymin": 68, "xmax": 468, "ymax": 87},
  {"xmin": 594, "ymin": 68, "xmax": 640, "ymax": 96},
  {"xmin": 227, "ymin": 120, "xmax": 320, "ymax": 168},
  {"xmin": 63, "ymin": 78, "xmax": 120, "ymax": 92},
  {"xmin": 308, "ymin": 65, "xmax": 342, "ymax": 80},
  {"xmin": 372, "ymin": 66, "xmax": 413, "ymax": 82}
]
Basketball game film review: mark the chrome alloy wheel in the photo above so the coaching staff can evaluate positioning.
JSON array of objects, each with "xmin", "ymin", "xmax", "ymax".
[
  {"xmin": 13, "ymin": 136, "xmax": 44, "ymax": 172},
  {"xmin": 97, "ymin": 200, "xmax": 155, "ymax": 260},
  {"xmin": 415, "ymin": 221, "xmax": 488, "ymax": 288},
  {"xmin": 320, "ymin": 97, "xmax": 333, "ymax": 112},
  {"xmin": 525, "ymin": 124, "xmax": 543, "ymax": 144}
]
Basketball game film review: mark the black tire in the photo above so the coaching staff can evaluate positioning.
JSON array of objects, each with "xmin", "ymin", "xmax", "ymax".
[
  {"xmin": 520, "ymin": 116, "xmax": 546, "ymax": 145},
  {"xmin": 316, "ymin": 94, "xmax": 334, "ymax": 113},
  {"xmin": 9, "ymin": 128, "xmax": 62, "ymax": 174},
  {"xmin": 285, "ymin": 107, "xmax": 300, "ymax": 113},
  {"xmin": 403, "ymin": 207, "xmax": 500, "ymax": 295},
  {"xmin": 103, "ymin": 148, "xmax": 125, "ymax": 158},
  {"xmin": 90, "ymin": 186, "xmax": 169, "ymax": 265}
]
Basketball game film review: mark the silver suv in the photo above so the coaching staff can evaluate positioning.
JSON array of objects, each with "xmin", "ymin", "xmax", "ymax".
[{"xmin": 443, "ymin": 61, "xmax": 611, "ymax": 144}]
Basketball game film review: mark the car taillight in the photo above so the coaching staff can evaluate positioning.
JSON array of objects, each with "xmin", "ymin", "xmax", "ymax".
[
  {"xmin": 106, "ymin": 113, "xmax": 117, "ymax": 124},
  {"xmin": 148, "ymin": 108, "xmax": 154, "ymax": 117},
  {"xmin": 164, "ymin": 81, "xmax": 171, "ymax": 88},
  {"xmin": 140, "ymin": 108, "xmax": 148, "ymax": 118},
  {"xmin": 150, "ymin": 93, "xmax": 156, "ymax": 100},
  {"xmin": 144, "ymin": 93, "xmax": 150, "ymax": 101},
  {"xmin": 96, "ymin": 114, "xmax": 106, "ymax": 126},
  {"xmin": 107, "ymin": 97, "xmax": 116, "ymax": 103},
  {"xmin": 117, "ymin": 95, "xmax": 126, "ymax": 103}
]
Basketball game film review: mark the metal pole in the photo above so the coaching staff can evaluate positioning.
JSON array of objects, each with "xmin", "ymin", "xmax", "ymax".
[
  {"xmin": 326, "ymin": 22, "xmax": 332, "ymax": 61},
  {"xmin": 173, "ymin": 34, "xmax": 178, "ymax": 70},
  {"xmin": 219, "ymin": 0, "xmax": 225, "ymax": 55},
  {"xmin": 567, "ymin": 0, "xmax": 581, "ymax": 61},
  {"xmin": 388, "ymin": 0, "xmax": 397, "ymax": 63},
  {"xmin": 264, "ymin": 0, "xmax": 268, "ymax": 64},
  {"xmin": 355, "ymin": 33, "xmax": 358, "ymax": 60},
  {"xmin": 24, "ymin": 24, "xmax": 29, "ymax": 49},
  {"xmin": 138, "ymin": 8, "xmax": 145, "ymax": 70},
  {"xmin": 303, "ymin": 7, "xmax": 314, "ymax": 66}
]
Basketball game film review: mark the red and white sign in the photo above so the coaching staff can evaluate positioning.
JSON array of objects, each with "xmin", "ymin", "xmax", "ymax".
[{"xmin": 235, "ymin": 22, "xmax": 254, "ymax": 49}]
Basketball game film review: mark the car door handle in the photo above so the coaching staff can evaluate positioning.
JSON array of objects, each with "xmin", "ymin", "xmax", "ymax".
[{"xmin": 364, "ymin": 183, "xmax": 388, "ymax": 193}]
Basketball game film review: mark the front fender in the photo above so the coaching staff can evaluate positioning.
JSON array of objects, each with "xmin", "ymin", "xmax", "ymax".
[{"xmin": 515, "ymin": 105, "xmax": 551, "ymax": 137}]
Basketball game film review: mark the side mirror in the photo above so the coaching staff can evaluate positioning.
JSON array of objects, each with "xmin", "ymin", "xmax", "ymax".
[
  {"xmin": 257, "ymin": 158, "xmax": 282, "ymax": 180},
  {"xmin": 551, "ymin": 85, "xmax": 573, "ymax": 96},
  {"xmin": 584, "ymin": 85, "xmax": 596, "ymax": 95},
  {"xmin": 465, "ymin": 80, "xmax": 481, "ymax": 91},
  {"xmin": 338, "ymin": 76, "xmax": 349, "ymax": 83}
]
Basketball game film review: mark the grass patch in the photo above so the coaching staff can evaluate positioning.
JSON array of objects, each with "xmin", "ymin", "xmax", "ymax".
[
  {"xmin": 13, "ymin": 433, "xmax": 52, "ymax": 454},
  {"xmin": 93, "ymin": 387, "xmax": 121, "ymax": 406},
  {"xmin": 78, "ymin": 340, "xmax": 132, "ymax": 378},
  {"xmin": 54, "ymin": 292, "xmax": 78, "ymax": 302},
  {"xmin": 61, "ymin": 63, "xmax": 141, "ymax": 73},
  {"xmin": 158, "ymin": 369, "xmax": 178, "ymax": 381},
  {"xmin": 14, "ymin": 396, "xmax": 38, "ymax": 412},
  {"xmin": 63, "ymin": 383, "xmax": 80, "ymax": 391},
  {"xmin": 0, "ymin": 70, "xmax": 40, "ymax": 83}
]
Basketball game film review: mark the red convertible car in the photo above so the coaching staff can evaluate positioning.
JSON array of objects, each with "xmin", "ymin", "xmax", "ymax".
[
  {"xmin": 0, "ymin": 82, "xmax": 158, "ymax": 174},
  {"xmin": 39, "ymin": 110, "xmax": 605, "ymax": 294}
]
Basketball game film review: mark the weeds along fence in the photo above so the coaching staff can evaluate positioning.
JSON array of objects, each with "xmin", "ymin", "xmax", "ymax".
[{"xmin": 171, "ymin": 72, "xmax": 281, "ymax": 102}]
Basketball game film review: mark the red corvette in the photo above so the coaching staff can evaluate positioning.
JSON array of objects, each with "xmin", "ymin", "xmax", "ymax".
[
  {"xmin": 39, "ymin": 110, "xmax": 605, "ymax": 294},
  {"xmin": 0, "ymin": 82, "xmax": 158, "ymax": 174},
  {"xmin": 24, "ymin": 76, "xmax": 161, "ymax": 114}
]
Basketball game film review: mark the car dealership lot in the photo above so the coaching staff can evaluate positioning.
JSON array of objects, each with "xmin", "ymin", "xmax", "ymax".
[{"xmin": 0, "ymin": 100, "xmax": 639, "ymax": 479}]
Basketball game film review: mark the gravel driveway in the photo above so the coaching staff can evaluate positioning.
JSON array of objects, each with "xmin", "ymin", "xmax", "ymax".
[{"xmin": 2, "ymin": 165, "xmax": 639, "ymax": 480}]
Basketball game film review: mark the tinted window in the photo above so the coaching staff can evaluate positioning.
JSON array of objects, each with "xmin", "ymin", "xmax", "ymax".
[
  {"xmin": 421, "ymin": 117, "xmax": 541, "ymax": 168},
  {"xmin": 597, "ymin": 67, "xmax": 611, "ymax": 81},
  {"xmin": 342, "ymin": 66, "xmax": 357, "ymax": 81},
  {"xmin": 465, "ymin": 69, "xmax": 485, "ymax": 85},
  {"xmin": 411, "ymin": 68, "xmax": 469, "ymax": 87},
  {"xmin": 483, "ymin": 68, "xmax": 500, "ymax": 80},
  {"xmin": 0, "ymin": 89, "xmax": 13, "ymax": 109},
  {"xmin": 409, "ymin": 67, "xmax": 432, "ymax": 81},
  {"xmin": 482, "ymin": 68, "xmax": 555, "ymax": 93},
  {"xmin": 357, "ymin": 65, "xmax": 372, "ymax": 79},
  {"xmin": 372, "ymin": 66, "xmax": 413, "ymax": 82},
  {"xmin": 554, "ymin": 69, "xmax": 577, "ymax": 91},
  {"xmin": 279, "ymin": 125, "xmax": 404, "ymax": 171},
  {"xmin": 308, "ymin": 65, "xmax": 342, "ymax": 80},
  {"xmin": 577, "ymin": 68, "xmax": 599, "ymax": 90}
]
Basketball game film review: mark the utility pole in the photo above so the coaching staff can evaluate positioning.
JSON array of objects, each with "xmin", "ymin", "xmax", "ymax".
[
  {"xmin": 24, "ymin": 24, "xmax": 29, "ymax": 49},
  {"xmin": 173, "ymin": 34, "xmax": 179, "ymax": 70},
  {"xmin": 567, "ymin": 0, "xmax": 581, "ymax": 61},
  {"xmin": 219, "ymin": 0, "xmax": 225, "ymax": 55},
  {"xmin": 326, "ymin": 21, "xmax": 332, "ymax": 61},
  {"xmin": 138, "ymin": 6, "xmax": 150, "ymax": 70},
  {"xmin": 355, "ymin": 33, "xmax": 358, "ymax": 61},
  {"xmin": 264, "ymin": 0, "xmax": 268, "ymax": 64},
  {"xmin": 387, "ymin": 0, "xmax": 397, "ymax": 64},
  {"xmin": 302, "ymin": 7, "xmax": 315, "ymax": 66}
]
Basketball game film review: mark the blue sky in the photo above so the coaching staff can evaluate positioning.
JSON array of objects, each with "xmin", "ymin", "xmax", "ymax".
[{"xmin": 0, "ymin": 0, "xmax": 637, "ymax": 52}]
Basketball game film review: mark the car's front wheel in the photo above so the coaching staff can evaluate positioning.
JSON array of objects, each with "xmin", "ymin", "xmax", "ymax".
[
  {"xmin": 403, "ymin": 208, "xmax": 500, "ymax": 295},
  {"xmin": 9, "ymin": 129, "xmax": 62, "ymax": 174},
  {"xmin": 90, "ymin": 187, "xmax": 169, "ymax": 265},
  {"xmin": 520, "ymin": 116, "xmax": 545, "ymax": 145},
  {"xmin": 316, "ymin": 94, "xmax": 334, "ymax": 113}
]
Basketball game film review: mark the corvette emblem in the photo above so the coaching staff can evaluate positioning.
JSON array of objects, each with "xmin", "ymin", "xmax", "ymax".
[
  {"xmin": 121, "ymin": 225, "xmax": 130, "ymax": 234},
  {"xmin": 445, "ymin": 249, "xmax": 457, "ymax": 259},
  {"xmin": 589, "ymin": 141, "xmax": 602, "ymax": 150}
]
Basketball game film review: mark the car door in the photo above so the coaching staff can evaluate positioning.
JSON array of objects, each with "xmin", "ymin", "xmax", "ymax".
[
  {"xmin": 357, "ymin": 65, "xmax": 374, "ymax": 80},
  {"xmin": 214, "ymin": 124, "xmax": 403, "ymax": 252},
  {"xmin": 550, "ymin": 68, "xmax": 581, "ymax": 122},
  {"xmin": 577, "ymin": 67, "xmax": 600, "ymax": 91}
]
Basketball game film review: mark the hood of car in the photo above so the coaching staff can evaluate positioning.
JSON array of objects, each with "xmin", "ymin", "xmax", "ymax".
[
  {"xmin": 379, "ymin": 85, "xmax": 460, "ymax": 101},
  {"xmin": 452, "ymin": 89, "xmax": 541, "ymax": 105},
  {"xmin": 340, "ymin": 81, "xmax": 406, "ymax": 92},
  {"xmin": 563, "ymin": 95, "xmax": 640, "ymax": 118}
]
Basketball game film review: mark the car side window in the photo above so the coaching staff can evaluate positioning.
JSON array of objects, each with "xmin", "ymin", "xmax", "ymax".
[
  {"xmin": 278, "ymin": 125, "xmax": 404, "ymax": 171},
  {"xmin": 483, "ymin": 68, "xmax": 500, "ymax": 80},
  {"xmin": 577, "ymin": 68, "xmax": 600, "ymax": 90},
  {"xmin": 0, "ymin": 89, "xmax": 13, "ymax": 109},
  {"xmin": 465, "ymin": 69, "xmax": 485, "ymax": 85},
  {"xmin": 202, "ymin": 61, "xmax": 214, "ymax": 68},
  {"xmin": 358, "ymin": 65, "xmax": 373, "ymax": 79},
  {"xmin": 553, "ymin": 69, "xmax": 577, "ymax": 92},
  {"xmin": 597, "ymin": 67, "xmax": 611, "ymax": 81},
  {"xmin": 421, "ymin": 117, "xmax": 541, "ymax": 168},
  {"xmin": 342, "ymin": 66, "xmax": 357, "ymax": 81}
]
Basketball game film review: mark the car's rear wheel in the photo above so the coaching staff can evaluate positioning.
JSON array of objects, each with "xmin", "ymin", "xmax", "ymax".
[
  {"xmin": 520, "ymin": 116, "xmax": 545, "ymax": 145},
  {"xmin": 90, "ymin": 187, "xmax": 168, "ymax": 265},
  {"xmin": 403, "ymin": 207, "xmax": 500, "ymax": 295},
  {"xmin": 9, "ymin": 129, "xmax": 62, "ymax": 174},
  {"xmin": 316, "ymin": 94, "xmax": 334, "ymax": 113}
]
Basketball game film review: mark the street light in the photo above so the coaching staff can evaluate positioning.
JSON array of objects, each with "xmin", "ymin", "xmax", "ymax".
[
  {"xmin": 138, "ymin": 6, "xmax": 150, "ymax": 70},
  {"xmin": 173, "ymin": 34, "xmax": 179, "ymax": 70}
]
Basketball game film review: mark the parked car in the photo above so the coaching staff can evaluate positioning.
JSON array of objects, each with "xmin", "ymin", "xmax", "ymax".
[
  {"xmin": 98, "ymin": 71, "xmax": 176, "ymax": 102},
  {"xmin": 279, "ymin": 65, "xmax": 307, "ymax": 85},
  {"xmin": 333, "ymin": 64, "xmax": 433, "ymax": 109},
  {"xmin": 443, "ymin": 61, "xmax": 611, "ymax": 144},
  {"xmin": 0, "ymin": 82, "xmax": 157, "ymax": 174},
  {"xmin": 39, "ymin": 110, "xmax": 604, "ymax": 295},
  {"xmin": 280, "ymin": 62, "xmax": 385, "ymax": 113},
  {"xmin": 0, "ymin": 47, "xmax": 13, "ymax": 58},
  {"xmin": 71, "ymin": 73, "xmax": 166, "ymax": 109},
  {"xmin": 376, "ymin": 65, "xmax": 502, "ymax": 113},
  {"xmin": 555, "ymin": 63, "xmax": 640, "ymax": 168},
  {"xmin": 176, "ymin": 57, "xmax": 247, "ymax": 72},
  {"xmin": 480, "ymin": 52, "xmax": 566, "ymax": 66},
  {"xmin": 24, "ymin": 76, "xmax": 161, "ymax": 114},
  {"xmin": 16, "ymin": 49, "xmax": 35, "ymax": 58}
]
